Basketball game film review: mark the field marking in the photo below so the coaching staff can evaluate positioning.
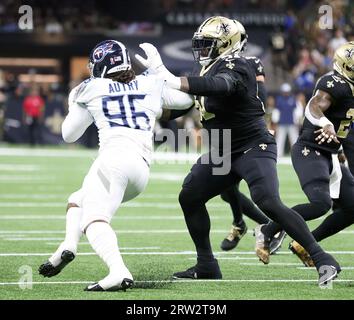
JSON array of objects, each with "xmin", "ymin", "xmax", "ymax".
[
  {"xmin": 0, "ymin": 164, "xmax": 40, "ymax": 171},
  {"xmin": 297, "ymin": 266, "xmax": 354, "ymax": 270},
  {"xmin": 2, "ymin": 250, "xmax": 354, "ymax": 257},
  {"xmin": 240, "ymin": 262, "xmax": 302, "ymax": 266},
  {"xmin": 0, "ymin": 147, "xmax": 293, "ymax": 164},
  {"xmin": 0, "ymin": 202, "xmax": 227, "ymax": 209},
  {"xmin": 0, "ymin": 278, "xmax": 353, "ymax": 286}
]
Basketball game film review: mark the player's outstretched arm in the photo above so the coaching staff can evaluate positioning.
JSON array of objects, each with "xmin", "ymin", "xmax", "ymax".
[{"xmin": 305, "ymin": 89, "xmax": 339, "ymax": 145}]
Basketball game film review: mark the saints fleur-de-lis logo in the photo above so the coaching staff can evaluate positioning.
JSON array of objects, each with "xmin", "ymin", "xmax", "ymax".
[
  {"xmin": 327, "ymin": 80, "xmax": 334, "ymax": 88},
  {"xmin": 302, "ymin": 147, "xmax": 310, "ymax": 156},
  {"xmin": 345, "ymin": 48, "xmax": 354, "ymax": 59},
  {"xmin": 259, "ymin": 143, "xmax": 267, "ymax": 150},
  {"xmin": 219, "ymin": 22, "xmax": 230, "ymax": 35},
  {"xmin": 226, "ymin": 61, "xmax": 235, "ymax": 69}
]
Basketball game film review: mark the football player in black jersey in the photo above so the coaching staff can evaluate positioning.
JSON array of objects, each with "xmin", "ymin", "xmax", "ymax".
[
  {"xmin": 217, "ymin": 20, "xmax": 274, "ymax": 252},
  {"xmin": 257, "ymin": 41, "xmax": 354, "ymax": 267},
  {"xmin": 137, "ymin": 16, "xmax": 340, "ymax": 286}
]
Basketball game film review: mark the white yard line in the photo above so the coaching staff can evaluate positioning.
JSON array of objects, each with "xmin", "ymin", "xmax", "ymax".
[
  {"xmin": 0, "ymin": 202, "xmax": 227, "ymax": 209},
  {"xmin": 0, "ymin": 278, "xmax": 352, "ymax": 286},
  {"xmin": 2, "ymin": 250, "xmax": 354, "ymax": 257},
  {"xmin": 0, "ymin": 164, "xmax": 40, "ymax": 171},
  {"xmin": 0, "ymin": 147, "xmax": 293, "ymax": 165}
]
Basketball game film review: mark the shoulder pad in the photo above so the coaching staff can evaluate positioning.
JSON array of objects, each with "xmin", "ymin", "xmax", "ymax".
[{"xmin": 315, "ymin": 72, "xmax": 350, "ymax": 98}]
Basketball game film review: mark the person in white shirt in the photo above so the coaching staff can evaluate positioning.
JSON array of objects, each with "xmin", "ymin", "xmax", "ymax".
[{"xmin": 38, "ymin": 40, "xmax": 194, "ymax": 291}]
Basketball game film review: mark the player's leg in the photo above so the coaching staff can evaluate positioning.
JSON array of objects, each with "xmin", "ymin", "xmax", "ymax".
[
  {"xmin": 276, "ymin": 125, "xmax": 286, "ymax": 158},
  {"xmin": 261, "ymin": 143, "xmax": 332, "ymax": 239},
  {"xmin": 174, "ymin": 152, "xmax": 236, "ymax": 279},
  {"xmin": 236, "ymin": 143, "xmax": 340, "ymax": 284},
  {"xmin": 312, "ymin": 165, "xmax": 354, "ymax": 242},
  {"xmin": 39, "ymin": 190, "xmax": 84, "ymax": 277},
  {"xmin": 342, "ymin": 131, "xmax": 354, "ymax": 176},
  {"xmin": 81, "ymin": 151, "xmax": 149, "ymax": 291},
  {"xmin": 220, "ymin": 186, "xmax": 270, "ymax": 251},
  {"xmin": 220, "ymin": 185, "xmax": 247, "ymax": 251}
]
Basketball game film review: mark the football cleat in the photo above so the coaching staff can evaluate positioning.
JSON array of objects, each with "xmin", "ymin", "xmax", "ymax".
[
  {"xmin": 269, "ymin": 230, "xmax": 287, "ymax": 255},
  {"xmin": 85, "ymin": 278, "xmax": 134, "ymax": 292},
  {"xmin": 254, "ymin": 225, "xmax": 270, "ymax": 264},
  {"xmin": 172, "ymin": 259, "xmax": 222, "ymax": 280},
  {"xmin": 38, "ymin": 250, "xmax": 75, "ymax": 277},
  {"xmin": 289, "ymin": 240, "xmax": 315, "ymax": 267},
  {"xmin": 220, "ymin": 223, "xmax": 248, "ymax": 251}
]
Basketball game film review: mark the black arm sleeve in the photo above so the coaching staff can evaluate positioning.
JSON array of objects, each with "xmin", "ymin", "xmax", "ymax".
[
  {"xmin": 186, "ymin": 73, "xmax": 247, "ymax": 97},
  {"xmin": 257, "ymin": 81, "xmax": 267, "ymax": 106},
  {"xmin": 166, "ymin": 105, "xmax": 194, "ymax": 120}
]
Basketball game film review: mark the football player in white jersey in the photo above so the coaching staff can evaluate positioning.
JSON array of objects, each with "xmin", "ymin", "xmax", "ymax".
[{"xmin": 38, "ymin": 40, "xmax": 194, "ymax": 291}]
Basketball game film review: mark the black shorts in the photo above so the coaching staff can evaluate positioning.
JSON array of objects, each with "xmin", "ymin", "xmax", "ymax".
[
  {"xmin": 291, "ymin": 141, "xmax": 354, "ymax": 208},
  {"xmin": 181, "ymin": 142, "xmax": 279, "ymax": 205},
  {"xmin": 342, "ymin": 130, "xmax": 354, "ymax": 176}
]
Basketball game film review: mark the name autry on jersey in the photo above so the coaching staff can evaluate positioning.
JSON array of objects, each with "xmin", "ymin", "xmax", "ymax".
[{"xmin": 108, "ymin": 79, "xmax": 139, "ymax": 93}]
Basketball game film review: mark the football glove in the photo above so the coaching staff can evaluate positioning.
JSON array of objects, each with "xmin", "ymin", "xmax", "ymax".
[{"xmin": 135, "ymin": 43, "xmax": 181, "ymax": 90}]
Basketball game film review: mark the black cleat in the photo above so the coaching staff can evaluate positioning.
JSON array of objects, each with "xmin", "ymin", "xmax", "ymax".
[
  {"xmin": 269, "ymin": 230, "xmax": 287, "ymax": 255},
  {"xmin": 220, "ymin": 223, "xmax": 248, "ymax": 251},
  {"xmin": 84, "ymin": 278, "xmax": 134, "ymax": 292},
  {"xmin": 38, "ymin": 250, "xmax": 75, "ymax": 278},
  {"xmin": 172, "ymin": 259, "xmax": 222, "ymax": 280}
]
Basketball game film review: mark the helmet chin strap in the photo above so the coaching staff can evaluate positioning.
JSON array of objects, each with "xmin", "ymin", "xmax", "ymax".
[{"xmin": 100, "ymin": 66, "xmax": 107, "ymax": 78}]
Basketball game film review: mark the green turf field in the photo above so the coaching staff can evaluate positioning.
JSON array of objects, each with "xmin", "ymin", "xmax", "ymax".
[{"xmin": 0, "ymin": 146, "xmax": 353, "ymax": 300}]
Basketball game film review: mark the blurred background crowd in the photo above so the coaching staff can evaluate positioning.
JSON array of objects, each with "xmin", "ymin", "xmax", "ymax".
[{"xmin": 0, "ymin": 0, "xmax": 353, "ymax": 155}]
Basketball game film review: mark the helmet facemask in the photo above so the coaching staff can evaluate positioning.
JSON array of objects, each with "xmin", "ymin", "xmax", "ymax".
[{"xmin": 192, "ymin": 34, "xmax": 221, "ymax": 66}]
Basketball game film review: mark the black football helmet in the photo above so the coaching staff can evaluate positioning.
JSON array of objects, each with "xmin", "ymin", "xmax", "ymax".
[{"xmin": 88, "ymin": 40, "xmax": 132, "ymax": 78}]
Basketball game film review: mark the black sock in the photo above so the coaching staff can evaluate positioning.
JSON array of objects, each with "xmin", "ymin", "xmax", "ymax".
[
  {"xmin": 312, "ymin": 209, "xmax": 354, "ymax": 242},
  {"xmin": 292, "ymin": 202, "xmax": 330, "ymax": 221},
  {"xmin": 180, "ymin": 190, "xmax": 214, "ymax": 262},
  {"xmin": 257, "ymin": 197, "xmax": 323, "ymax": 254},
  {"xmin": 220, "ymin": 187, "xmax": 244, "ymax": 226},
  {"xmin": 261, "ymin": 222, "xmax": 281, "ymax": 238},
  {"xmin": 239, "ymin": 193, "xmax": 270, "ymax": 225}
]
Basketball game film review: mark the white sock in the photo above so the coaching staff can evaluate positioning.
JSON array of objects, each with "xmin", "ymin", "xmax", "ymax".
[
  {"xmin": 49, "ymin": 207, "xmax": 82, "ymax": 266},
  {"xmin": 86, "ymin": 221, "xmax": 132, "ymax": 289}
]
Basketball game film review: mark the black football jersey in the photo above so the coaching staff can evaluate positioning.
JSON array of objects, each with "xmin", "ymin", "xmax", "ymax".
[
  {"xmin": 192, "ymin": 54, "xmax": 273, "ymax": 152},
  {"xmin": 244, "ymin": 56, "xmax": 265, "ymax": 78},
  {"xmin": 299, "ymin": 71, "xmax": 354, "ymax": 153}
]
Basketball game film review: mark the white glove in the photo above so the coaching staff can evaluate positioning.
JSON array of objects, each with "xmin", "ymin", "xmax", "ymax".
[
  {"xmin": 135, "ymin": 42, "xmax": 181, "ymax": 89},
  {"xmin": 135, "ymin": 43, "xmax": 165, "ymax": 74}
]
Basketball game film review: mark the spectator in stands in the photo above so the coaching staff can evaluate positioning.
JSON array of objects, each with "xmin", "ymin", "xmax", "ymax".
[
  {"xmin": 329, "ymin": 28, "xmax": 347, "ymax": 51},
  {"xmin": 22, "ymin": 86, "xmax": 45, "ymax": 146},
  {"xmin": 272, "ymin": 83, "xmax": 303, "ymax": 157}
]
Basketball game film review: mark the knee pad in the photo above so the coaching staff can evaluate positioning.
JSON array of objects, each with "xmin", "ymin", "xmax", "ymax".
[
  {"xmin": 178, "ymin": 187, "xmax": 203, "ymax": 210},
  {"xmin": 303, "ymin": 182, "xmax": 332, "ymax": 211},
  {"xmin": 256, "ymin": 197, "xmax": 282, "ymax": 216}
]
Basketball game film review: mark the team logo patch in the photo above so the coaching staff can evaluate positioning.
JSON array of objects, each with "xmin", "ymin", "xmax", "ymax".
[
  {"xmin": 345, "ymin": 48, "xmax": 354, "ymax": 59},
  {"xmin": 327, "ymin": 80, "xmax": 334, "ymax": 88},
  {"xmin": 302, "ymin": 147, "xmax": 310, "ymax": 156},
  {"xmin": 226, "ymin": 61, "xmax": 235, "ymax": 69},
  {"xmin": 93, "ymin": 42, "xmax": 115, "ymax": 63},
  {"xmin": 218, "ymin": 22, "xmax": 230, "ymax": 35},
  {"xmin": 259, "ymin": 143, "xmax": 267, "ymax": 150}
]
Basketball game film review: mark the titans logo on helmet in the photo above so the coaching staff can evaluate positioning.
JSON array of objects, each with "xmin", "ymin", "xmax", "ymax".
[{"xmin": 93, "ymin": 42, "xmax": 115, "ymax": 63}]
